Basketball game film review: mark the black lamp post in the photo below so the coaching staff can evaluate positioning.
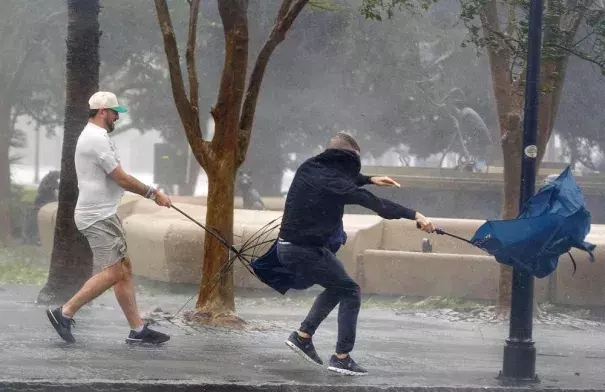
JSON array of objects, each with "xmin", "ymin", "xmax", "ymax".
[{"xmin": 499, "ymin": 0, "xmax": 543, "ymax": 382}]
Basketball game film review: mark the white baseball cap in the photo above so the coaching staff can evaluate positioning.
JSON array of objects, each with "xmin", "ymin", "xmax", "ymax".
[{"xmin": 88, "ymin": 91, "xmax": 128, "ymax": 113}]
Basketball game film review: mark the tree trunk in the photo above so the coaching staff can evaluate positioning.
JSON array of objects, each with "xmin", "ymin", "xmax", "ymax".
[
  {"xmin": 189, "ymin": 0, "xmax": 249, "ymax": 322},
  {"xmin": 480, "ymin": 0, "xmax": 533, "ymax": 312},
  {"xmin": 194, "ymin": 159, "xmax": 237, "ymax": 318},
  {"xmin": 38, "ymin": 0, "xmax": 100, "ymax": 305},
  {"xmin": 497, "ymin": 111, "xmax": 523, "ymax": 309},
  {"xmin": 0, "ymin": 130, "xmax": 12, "ymax": 248},
  {"xmin": 155, "ymin": 0, "xmax": 308, "ymax": 325},
  {"xmin": 537, "ymin": 61, "xmax": 567, "ymax": 163},
  {"xmin": 495, "ymin": 66, "xmax": 563, "ymax": 310}
]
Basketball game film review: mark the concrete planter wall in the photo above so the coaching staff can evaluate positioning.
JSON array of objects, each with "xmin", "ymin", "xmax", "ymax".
[{"xmin": 37, "ymin": 194, "xmax": 605, "ymax": 306}]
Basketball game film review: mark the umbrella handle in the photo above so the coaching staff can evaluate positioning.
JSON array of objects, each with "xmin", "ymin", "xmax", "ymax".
[
  {"xmin": 416, "ymin": 221, "xmax": 445, "ymax": 235},
  {"xmin": 416, "ymin": 222, "xmax": 472, "ymax": 245}
]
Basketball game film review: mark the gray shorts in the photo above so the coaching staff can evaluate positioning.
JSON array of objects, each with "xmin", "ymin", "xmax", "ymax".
[{"xmin": 80, "ymin": 214, "xmax": 127, "ymax": 273}]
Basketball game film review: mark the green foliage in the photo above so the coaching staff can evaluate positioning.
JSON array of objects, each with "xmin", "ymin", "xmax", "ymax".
[
  {"xmin": 0, "ymin": 245, "xmax": 48, "ymax": 285},
  {"xmin": 9, "ymin": 183, "xmax": 36, "ymax": 240},
  {"xmin": 309, "ymin": 0, "xmax": 342, "ymax": 11},
  {"xmin": 359, "ymin": 0, "xmax": 605, "ymax": 170},
  {"xmin": 360, "ymin": 0, "xmax": 605, "ymax": 75},
  {"xmin": 360, "ymin": 0, "xmax": 438, "ymax": 20}
]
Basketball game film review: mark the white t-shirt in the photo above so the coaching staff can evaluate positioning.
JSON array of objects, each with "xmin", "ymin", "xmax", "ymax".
[{"xmin": 74, "ymin": 122, "xmax": 125, "ymax": 230}]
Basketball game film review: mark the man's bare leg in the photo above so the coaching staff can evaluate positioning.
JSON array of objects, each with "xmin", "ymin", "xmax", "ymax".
[
  {"xmin": 62, "ymin": 261, "xmax": 124, "ymax": 317},
  {"xmin": 112, "ymin": 257, "xmax": 143, "ymax": 329}
]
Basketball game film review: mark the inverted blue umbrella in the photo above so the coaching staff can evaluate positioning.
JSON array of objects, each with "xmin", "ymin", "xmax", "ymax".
[{"xmin": 434, "ymin": 166, "xmax": 596, "ymax": 278}]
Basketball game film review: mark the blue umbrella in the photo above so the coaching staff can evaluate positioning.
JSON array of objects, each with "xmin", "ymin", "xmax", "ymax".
[{"xmin": 437, "ymin": 166, "xmax": 596, "ymax": 278}]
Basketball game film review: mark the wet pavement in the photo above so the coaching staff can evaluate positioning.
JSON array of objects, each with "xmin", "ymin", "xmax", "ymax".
[{"xmin": 1, "ymin": 284, "xmax": 605, "ymax": 391}]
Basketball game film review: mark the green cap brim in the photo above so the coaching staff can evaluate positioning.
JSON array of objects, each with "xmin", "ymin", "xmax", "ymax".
[{"xmin": 111, "ymin": 106, "xmax": 128, "ymax": 113}]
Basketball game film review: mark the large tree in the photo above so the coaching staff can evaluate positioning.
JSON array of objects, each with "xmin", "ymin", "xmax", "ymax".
[
  {"xmin": 154, "ymin": 0, "xmax": 312, "ymax": 322},
  {"xmin": 38, "ymin": 0, "xmax": 101, "ymax": 304},
  {"xmin": 361, "ymin": 0, "xmax": 605, "ymax": 310}
]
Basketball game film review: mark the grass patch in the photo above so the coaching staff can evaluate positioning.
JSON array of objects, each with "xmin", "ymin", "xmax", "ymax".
[
  {"xmin": 0, "ymin": 245, "xmax": 48, "ymax": 285},
  {"xmin": 0, "ymin": 262, "xmax": 48, "ymax": 285},
  {"xmin": 0, "ymin": 245, "xmax": 46, "ymax": 264}
]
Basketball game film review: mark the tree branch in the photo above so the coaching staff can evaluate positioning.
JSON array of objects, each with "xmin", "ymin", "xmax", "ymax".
[
  {"xmin": 549, "ymin": 42, "xmax": 605, "ymax": 68},
  {"xmin": 573, "ymin": 29, "xmax": 596, "ymax": 47},
  {"xmin": 154, "ymin": 0, "xmax": 191, "ymax": 115},
  {"xmin": 479, "ymin": 0, "xmax": 511, "ymax": 59},
  {"xmin": 506, "ymin": 2, "xmax": 516, "ymax": 38},
  {"xmin": 282, "ymin": 0, "xmax": 310, "ymax": 30},
  {"xmin": 237, "ymin": 0, "xmax": 309, "ymax": 166},
  {"xmin": 534, "ymin": 0, "xmax": 589, "ymax": 163},
  {"xmin": 187, "ymin": 0, "xmax": 200, "ymax": 111},
  {"xmin": 277, "ymin": 0, "xmax": 296, "ymax": 22},
  {"xmin": 213, "ymin": 0, "xmax": 249, "ymax": 154},
  {"xmin": 480, "ymin": 0, "xmax": 516, "ymax": 128},
  {"xmin": 482, "ymin": 25, "xmax": 523, "ymax": 57},
  {"xmin": 154, "ymin": 0, "xmax": 209, "ymax": 168}
]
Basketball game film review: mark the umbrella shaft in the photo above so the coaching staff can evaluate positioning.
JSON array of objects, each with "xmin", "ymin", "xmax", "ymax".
[
  {"xmin": 171, "ymin": 205, "xmax": 241, "ymax": 256},
  {"xmin": 438, "ymin": 230, "xmax": 474, "ymax": 246}
]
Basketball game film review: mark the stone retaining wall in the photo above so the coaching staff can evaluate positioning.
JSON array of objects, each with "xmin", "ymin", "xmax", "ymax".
[{"xmin": 37, "ymin": 195, "xmax": 605, "ymax": 306}]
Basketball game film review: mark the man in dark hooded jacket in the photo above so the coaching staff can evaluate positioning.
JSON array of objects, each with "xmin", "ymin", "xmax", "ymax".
[{"xmin": 279, "ymin": 132, "xmax": 434, "ymax": 375}]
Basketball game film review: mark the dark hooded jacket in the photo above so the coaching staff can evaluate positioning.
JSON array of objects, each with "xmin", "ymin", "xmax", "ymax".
[{"xmin": 278, "ymin": 148, "xmax": 416, "ymax": 247}]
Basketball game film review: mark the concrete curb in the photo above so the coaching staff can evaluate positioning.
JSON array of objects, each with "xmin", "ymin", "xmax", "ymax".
[{"xmin": 1, "ymin": 380, "xmax": 604, "ymax": 392}]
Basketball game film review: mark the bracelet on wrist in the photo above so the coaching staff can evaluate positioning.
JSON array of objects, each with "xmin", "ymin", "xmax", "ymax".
[{"xmin": 145, "ymin": 186, "xmax": 157, "ymax": 200}]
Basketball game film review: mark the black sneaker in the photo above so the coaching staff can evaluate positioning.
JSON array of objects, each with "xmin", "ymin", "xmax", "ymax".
[
  {"xmin": 46, "ymin": 307, "xmax": 76, "ymax": 343},
  {"xmin": 327, "ymin": 354, "xmax": 368, "ymax": 376},
  {"xmin": 285, "ymin": 331, "xmax": 323, "ymax": 365},
  {"xmin": 125, "ymin": 324, "xmax": 170, "ymax": 344}
]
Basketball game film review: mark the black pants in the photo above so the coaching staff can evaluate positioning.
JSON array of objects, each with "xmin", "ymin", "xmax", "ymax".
[{"xmin": 277, "ymin": 242, "xmax": 361, "ymax": 354}]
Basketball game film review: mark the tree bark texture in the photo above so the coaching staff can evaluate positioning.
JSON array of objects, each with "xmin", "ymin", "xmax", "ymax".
[
  {"xmin": 155, "ymin": 0, "xmax": 308, "ymax": 319},
  {"xmin": 38, "ymin": 0, "xmax": 100, "ymax": 305}
]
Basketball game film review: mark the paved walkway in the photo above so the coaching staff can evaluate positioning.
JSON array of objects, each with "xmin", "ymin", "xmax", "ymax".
[{"xmin": 1, "ymin": 284, "xmax": 604, "ymax": 391}]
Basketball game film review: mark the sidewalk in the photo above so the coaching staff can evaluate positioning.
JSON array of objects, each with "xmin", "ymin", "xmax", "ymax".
[{"xmin": 1, "ymin": 283, "xmax": 604, "ymax": 391}]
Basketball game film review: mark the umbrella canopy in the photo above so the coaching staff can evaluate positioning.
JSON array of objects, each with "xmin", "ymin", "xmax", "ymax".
[{"xmin": 469, "ymin": 167, "xmax": 595, "ymax": 278}]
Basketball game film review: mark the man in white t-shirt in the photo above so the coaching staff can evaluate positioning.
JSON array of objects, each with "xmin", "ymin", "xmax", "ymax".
[{"xmin": 46, "ymin": 91, "xmax": 172, "ymax": 345}]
